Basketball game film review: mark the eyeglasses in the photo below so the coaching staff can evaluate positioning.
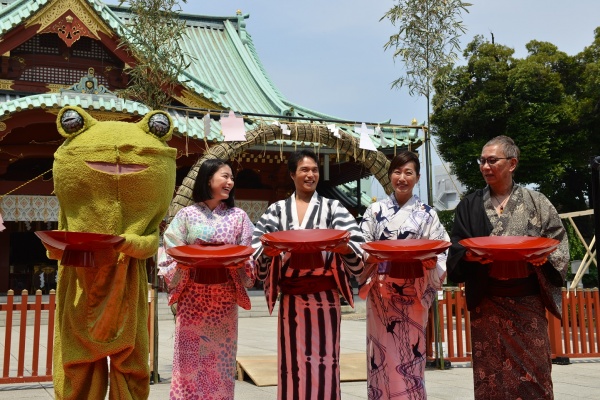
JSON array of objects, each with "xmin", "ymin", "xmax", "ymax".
[{"xmin": 477, "ymin": 157, "xmax": 512, "ymax": 166}]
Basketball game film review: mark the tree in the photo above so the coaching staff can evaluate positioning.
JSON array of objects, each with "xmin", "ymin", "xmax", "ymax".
[
  {"xmin": 432, "ymin": 34, "xmax": 593, "ymax": 212},
  {"xmin": 382, "ymin": 0, "xmax": 471, "ymax": 204},
  {"xmin": 117, "ymin": 0, "xmax": 191, "ymax": 110}
]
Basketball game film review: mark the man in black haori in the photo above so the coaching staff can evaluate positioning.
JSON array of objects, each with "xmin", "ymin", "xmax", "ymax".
[{"xmin": 447, "ymin": 135, "xmax": 569, "ymax": 399}]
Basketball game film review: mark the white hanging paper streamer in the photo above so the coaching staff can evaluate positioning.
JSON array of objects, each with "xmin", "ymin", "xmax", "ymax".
[
  {"xmin": 356, "ymin": 122, "xmax": 377, "ymax": 151},
  {"xmin": 203, "ymin": 113, "xmax": 211, "ymax": 139},
  {"xmin": 220, "ymin": 110, "xmax": 246, "ymax": 141},
  {"xmin": 327, "ymin": 123, "xmax": 341, "ymax": 138},
  {"xmin": 271, "ymin": 121, "xmax": 280, "ymax": 127},
  {"xmin": 280, "ymin": 123, "xmax": 291, "ymax": 136},
  {"xmin": 376, "ymin": 125, "xmax": 387, "ymax": 147}
]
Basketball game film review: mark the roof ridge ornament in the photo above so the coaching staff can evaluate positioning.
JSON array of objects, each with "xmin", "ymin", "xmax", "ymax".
[
  {"xmin": 236, "ymin": 10, "xmax": 249, "ymax": 44},
  {"xmin": 60, "ymin": 67, "xmax": 115, "ymax": 96}
]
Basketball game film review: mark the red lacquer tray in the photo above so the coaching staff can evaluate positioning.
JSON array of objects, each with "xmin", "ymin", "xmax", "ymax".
[
  {"xmin": 166, "ymin": 244, "xmax": 253, "ymax": 268},
  {"xmin": 35, "ymin": 230, "xmax": 125, "ymax": 251},
  {"xmin": 361, "ymin": 239, "xmax": 451, "ymax": 261},
  {"xmin": 459, "ymin": 236, "xmax": 560, "ymax": 279},
  {"xmin": 35, "ymin": 230, "xmax": 125, "ymax": 268},
  {"xmin": 459, "ymin": 236, "xmax": 560, "ymax": 262},
  {"xmin": 260, "ymin": 229, "xmax": 350, "ymax": 269},
  {"xmin": 361, "ymin": 239, "xmax": 451, "ymax": 279},
  {"xmin": 260, "ymin": 229, "xmax": 350, "ymax": 253}
]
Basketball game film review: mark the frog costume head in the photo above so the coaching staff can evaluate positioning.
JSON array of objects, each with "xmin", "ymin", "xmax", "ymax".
[
  {"xmin": 50, "ymin": 106, "xmax": 177, "ymax": 399},
  {"xmin": 54, "ymin": 106, "xmax": 176, "ymax": 236}
]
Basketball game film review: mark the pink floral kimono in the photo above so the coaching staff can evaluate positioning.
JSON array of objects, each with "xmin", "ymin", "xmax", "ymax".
[{"xmin": 159, "ymin": 202, "xmax": 255, "ymax": 400}]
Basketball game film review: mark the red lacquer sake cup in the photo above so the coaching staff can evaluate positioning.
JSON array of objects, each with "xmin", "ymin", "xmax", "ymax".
[
  {"xmin": 459, "ymin": 236, "xmax": 560, "ymax": 279},
  {"xmin": 361, "ymin": 239, "xmax": 451, "ymax": 279},
  {"xmin": 260, "ymin": 229, "xmax": 350, "ymax": 269},
  {"xmin": 35, "ymin": 230, "xmax": 125, "ymax": 268},
  {"xmin": 166, "ymin": 243, "xmax": 253, "ymax": 284}
]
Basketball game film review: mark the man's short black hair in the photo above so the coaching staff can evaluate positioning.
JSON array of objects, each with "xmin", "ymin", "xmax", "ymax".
[{"xmin": 288, "ymin": 149, "xmax": 319, "ymax": 174}]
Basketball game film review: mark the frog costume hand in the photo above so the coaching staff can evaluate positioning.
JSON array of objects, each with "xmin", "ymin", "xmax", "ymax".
[{"xmin": 49, "ymin": 106, "xmax": 176, "ymax": 400}]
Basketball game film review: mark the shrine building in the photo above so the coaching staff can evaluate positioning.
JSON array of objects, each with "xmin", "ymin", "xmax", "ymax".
[{"xmin": 0, "ymin": 0, "xmax": 422, "ymax": 293}]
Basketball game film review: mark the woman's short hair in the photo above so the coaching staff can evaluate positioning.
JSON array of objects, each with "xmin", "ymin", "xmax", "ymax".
[
  {"xmin": 388, "ymin": 150, "xmax": 421, "ymax": 177},
  {"xmin": 288, "ymin": 149, "xmax": 319, "ymax": 174},
  {"xmin": 192, "ymin": 158, "xmax": 235, "ymax": 208},
  {"xmin": 483, "ymin": 135, "xmax": 520, "ymax": 160}
]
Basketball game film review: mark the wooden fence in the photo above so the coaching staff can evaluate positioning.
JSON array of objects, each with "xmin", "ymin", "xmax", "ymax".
[
  {"xmin": 1, "ymin": 286, "xmax": 598, "ymax": 383},
  {"xmin": 0, "ymin": 289, "xmax": 55, "ymax": 384},
  {"xmin": 1, "ymin": 286, "xmax": 156, "ymax": 385},
  {"xmin": 427, "ymin": 287, "xmax": 600, "ymax": 363}
]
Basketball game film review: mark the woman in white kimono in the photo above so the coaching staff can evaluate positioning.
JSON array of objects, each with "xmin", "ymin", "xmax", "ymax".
[
  {"xmin": 359, "ymin": 151, "xmax": 448, "ymax": 400},
  {"xmin": 252, "ymin": 149, "xmax": 364, "ymax": 400}
]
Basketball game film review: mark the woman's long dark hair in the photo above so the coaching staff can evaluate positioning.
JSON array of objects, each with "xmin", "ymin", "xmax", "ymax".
[{"xmin": 192, "ymin": 158, "xmax": 235, "ymax": 208}]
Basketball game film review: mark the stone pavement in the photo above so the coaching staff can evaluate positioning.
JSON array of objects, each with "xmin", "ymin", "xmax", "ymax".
[{"xmin": 1, "ymin": 291, "xmax": 600, "ymax": 399}]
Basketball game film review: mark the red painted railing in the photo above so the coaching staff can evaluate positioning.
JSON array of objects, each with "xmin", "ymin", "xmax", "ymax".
[
  {"xmin": 427, "ymin": 287, "xmax": 600, "ymax": 363},
  {"xmin": 1, "ymin": 286, "xmax": 597, "ymax": 383},
  {"xmin": 1, "ymin": 286, "xmax": 156, "ymax": 384},
  {"xmin": 1, "ymin": 289, "xmax": 55, "ymax": 384}
]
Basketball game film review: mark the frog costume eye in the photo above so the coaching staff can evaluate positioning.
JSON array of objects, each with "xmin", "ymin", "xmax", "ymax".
[
  {"xmin": 148, "ymin": 113, "xmax": 170, "ymax": 138},
  {"xmin": 61, "ymin": 110, "xmax": 84, "ymax": 133},
  {"xmin": 140, "ymin": 110, "xmax": 174, "ymax": 141},
  {"xmin": 56, "ymin": 107, "xmax": 94, "ymax": 138}
]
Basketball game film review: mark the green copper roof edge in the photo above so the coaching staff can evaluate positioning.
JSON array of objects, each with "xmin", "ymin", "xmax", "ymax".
[
  {"xmin": 0, "ymin": 92, "xmax": 231, "ymax": 140},
  {"xmin": 0, "ymin": 0, "xmax": 48, "ymax": 35},
  {"xmin": 223, "ymin": 20, "xmax": 289, "ymax": 115}
]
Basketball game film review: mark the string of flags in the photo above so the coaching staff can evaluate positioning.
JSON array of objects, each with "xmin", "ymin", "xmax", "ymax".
[{"xmin": 204, "ymin": 110, "xmax": 392, "ymax": 150}]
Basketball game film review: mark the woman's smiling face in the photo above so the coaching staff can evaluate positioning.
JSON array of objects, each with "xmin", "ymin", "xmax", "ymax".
[
  {"xmin": 390, "ymin": 161, "xmax": 420, "ymax": 204},
  {"xmin": 209, "ymin": 164, "xmax": 234, "ymax": 201}
]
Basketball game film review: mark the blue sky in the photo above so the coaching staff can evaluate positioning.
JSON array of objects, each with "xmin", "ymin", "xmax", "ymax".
[
  {"xmin": 103, "ymin": 0, "xmax": 600, "ymax": 125},
  {"xmin": 104, "ymin": 0, "xmax": 600, "ymax": 198}
]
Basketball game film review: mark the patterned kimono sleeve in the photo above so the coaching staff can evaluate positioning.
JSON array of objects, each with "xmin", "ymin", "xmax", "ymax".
[
  {"xmin": 157, "ymin": 209, "xmax": 190, "ymax": 304},
  {"xmin": 359, "ymin": 203, "xmax": 378, "ymax": 243},
  {"xmin": 536, "ymin": 193, "xmax": 569, "ymax": 286},
  {"xmin": 237, "ymin": 210, "xmax": 257, "ymax": 288},
  {"xmin": 330, "ymin": 201, "xmax": 365, "ymax": 276},
  {"xmin": 423, "ymin": 208, "xmax": 449, "ymax": 291},
  {"xmin": 251, "ymin": 202, "xmax": 280, "ymax": 281},
  {"xmin": 358, "ymin": 203, "xmax": 380, "ymax": 284}
]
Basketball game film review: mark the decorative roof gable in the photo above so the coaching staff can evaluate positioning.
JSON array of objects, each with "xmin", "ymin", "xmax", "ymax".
[{"xmin": 25, "ymin": 0, "xmax": 115, "ymax": 43}]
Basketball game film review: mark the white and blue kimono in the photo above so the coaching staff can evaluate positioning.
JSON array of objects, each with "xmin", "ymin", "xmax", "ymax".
[{"xmin": 360, "ymin": 193, "xmax": 448, "ymax": 400}]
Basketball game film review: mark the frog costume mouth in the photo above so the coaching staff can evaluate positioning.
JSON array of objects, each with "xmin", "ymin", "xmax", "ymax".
[{"xmin": 85, "ymin": 161, "xmax": 148, "ymax": 175}]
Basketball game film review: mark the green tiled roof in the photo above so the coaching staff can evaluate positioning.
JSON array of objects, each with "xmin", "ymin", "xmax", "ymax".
[
  {"xmin": 0, "ymin": 92, "xmax": 419, "ymax": 149},
  {"xmin": 0, "ymin": 0, "xmax": 46, "ymax": 34},
  {"xmin": 0, "ymin": 0, "xmax": 422, "ymax": 149}
]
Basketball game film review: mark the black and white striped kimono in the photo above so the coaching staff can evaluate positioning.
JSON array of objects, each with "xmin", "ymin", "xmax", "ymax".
[{"xmin": 252, "ymin": 192, "xmax": 365, "ymax": 400}]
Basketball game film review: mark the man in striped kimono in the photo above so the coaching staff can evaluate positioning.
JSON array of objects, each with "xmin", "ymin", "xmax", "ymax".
[{"xmin": 252, "ymin": 149, "xmax": 365, "ymax": 400}]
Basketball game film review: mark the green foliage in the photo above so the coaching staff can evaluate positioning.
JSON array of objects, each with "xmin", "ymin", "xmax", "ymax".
[
  {"xmin": 564, "ymin": 222, "xmax": 598, "ymax": 288},
  {"xmin": 431, "ymin": 31, "xmax": 600, "ymax": 212},
  {"xmin": 116, "ymin": 0, "xmax": 191, "ymax": 110},
  {"xmin": 566, "ymin": 223, "xmax": 587, "ymax": 261},
  {"xmin": 437, "ymin": 209, "xmax": 456, "ymax": 235},
  {"xmin": 382, "ymin": 0, "xmax": 471, "ymax": 99},
  {"xmin": 382, "ymin": 0, "xmax": 471, "ymax": 204}
]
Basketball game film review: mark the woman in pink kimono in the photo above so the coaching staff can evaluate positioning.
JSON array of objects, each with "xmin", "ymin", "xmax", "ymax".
[
  {"xmin": 359, "ymin": 151, "xmax": 448, "ymax": 400},
  {"xmin": 159, "ymin": 159, "xmax": 255, "ymax": 400}
]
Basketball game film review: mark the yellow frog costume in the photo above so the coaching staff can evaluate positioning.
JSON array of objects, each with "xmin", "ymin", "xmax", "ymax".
[{"xmin": 48, "ymin": 106, "xmax": 176, "ymax": 399}]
